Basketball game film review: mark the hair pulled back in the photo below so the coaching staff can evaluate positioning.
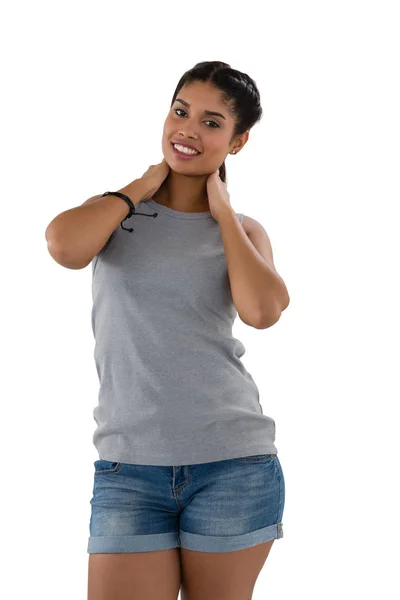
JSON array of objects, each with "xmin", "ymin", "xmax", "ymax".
[{"xmin": 170, "ymin": 61, "xmax": 263, "ymax": 182}]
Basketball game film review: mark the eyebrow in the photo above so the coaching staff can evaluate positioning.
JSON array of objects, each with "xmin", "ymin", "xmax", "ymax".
[{"xmin": 175, "ymin": 98, "xmax": 226, "ymax": 120}]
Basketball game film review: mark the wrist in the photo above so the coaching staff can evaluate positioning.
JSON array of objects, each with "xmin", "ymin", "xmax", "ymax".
[{"xmin": 117, "ymin": 179, "xmax": 145, "ymax": 207}]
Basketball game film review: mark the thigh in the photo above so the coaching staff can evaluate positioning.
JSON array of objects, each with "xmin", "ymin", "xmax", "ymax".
[
  {"xmin": 177, "ymin": 454, "xmax": 285, "ymax": 600},
  {"xmin": 179, "ymin": 540, "xmax": 274, "ymax": 600},
  {"xmin": 88, "ymin": 548, "xmax": 181, "ymax": 600},
  {"xmin": 87, "ymin": 460, "xmax": 181, "ymax": 554},
  {"xmin": 178, "ymin": 454, "xmax": 285, "ymax": 553}
]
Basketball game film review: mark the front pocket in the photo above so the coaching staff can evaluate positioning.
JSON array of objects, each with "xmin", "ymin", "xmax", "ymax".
[
  {"xmin": 231, "ymin": 454, "xmax": 276, "ymax": 463},
  {"xmin": 94, "ymin": 459, "xmax": 123, "ymax": 475}
]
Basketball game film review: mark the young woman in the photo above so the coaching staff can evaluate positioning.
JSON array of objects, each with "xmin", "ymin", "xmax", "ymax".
[{"xmin": 46, "ymin": 60, "xmax": 290, "ymax": 600}]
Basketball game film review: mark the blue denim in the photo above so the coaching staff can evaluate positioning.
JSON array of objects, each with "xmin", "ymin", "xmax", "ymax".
[{"xmin": 87, "ymin": 453, "xmax": 285, "ymax": 554}]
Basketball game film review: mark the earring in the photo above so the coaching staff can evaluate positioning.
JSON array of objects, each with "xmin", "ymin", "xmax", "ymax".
[{"xmin": 232, "ymin": 150, "xmax": 237, "ymax": 154}]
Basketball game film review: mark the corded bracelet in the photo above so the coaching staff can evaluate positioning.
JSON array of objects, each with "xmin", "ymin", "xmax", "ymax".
[
  {"xmin": 101, "ymin": 190, "xmax": 158, "ymax": 233},
  {"xmin": 101, "ymin": 191, "xmax": 135, "ymax": 217}
]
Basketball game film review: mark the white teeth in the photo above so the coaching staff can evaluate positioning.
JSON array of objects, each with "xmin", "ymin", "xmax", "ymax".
[{"xmin": 173, "ymin": 143, "xmax": 199, "ymax": 155}]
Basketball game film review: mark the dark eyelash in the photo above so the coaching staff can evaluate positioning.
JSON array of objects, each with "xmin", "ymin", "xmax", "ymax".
[{"xmin": 174, "ymin": 108, "xmax": 220, "ymax": 128}]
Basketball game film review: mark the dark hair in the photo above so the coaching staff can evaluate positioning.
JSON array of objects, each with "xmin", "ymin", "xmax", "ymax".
[{"xmin": 170, "ymin": 61, "xmax": 263, "ymax": 183}]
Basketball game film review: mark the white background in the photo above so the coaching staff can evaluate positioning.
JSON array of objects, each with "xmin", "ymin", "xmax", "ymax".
[{"xmin": 2, "ymin": 1, "xmax": 399, "ymax": 598}]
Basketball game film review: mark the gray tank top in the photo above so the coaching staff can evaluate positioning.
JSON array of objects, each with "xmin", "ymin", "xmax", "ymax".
[{"xmin": 90, "ymin": 197, "xmax": 278, "ymax": 466}]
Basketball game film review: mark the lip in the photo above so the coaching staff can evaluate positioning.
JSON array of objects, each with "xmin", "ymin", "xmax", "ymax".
[
  {"xmin": 171, "ymin": 143, "xmax": 201, "ymax": 159},
  {"xmin": 171, "ymin": 142, "xmax": 202, "ymax": 159},
  {"xmin": 171, "ymin": 141, "xmax": 202, "ymax": 153}
]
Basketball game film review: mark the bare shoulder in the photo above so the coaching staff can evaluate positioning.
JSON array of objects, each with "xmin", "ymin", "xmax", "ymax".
[
  {"xmin": 241, "ymin": 214, "xmax": 277, "ymax": 272},
  {"xmin": 241, "ymin": 214, "xmax": 260, "ymax": 237}
]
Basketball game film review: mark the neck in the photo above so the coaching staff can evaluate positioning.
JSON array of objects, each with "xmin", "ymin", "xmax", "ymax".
[{"xmin": 152, "ymin": 169, "xmax": 210, "ymax": 213}]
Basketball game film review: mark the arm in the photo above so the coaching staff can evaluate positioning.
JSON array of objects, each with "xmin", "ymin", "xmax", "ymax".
[
  {"xmin": 218, "ymin": 209, "xmax": 290, "ymax": 329},
  {"xmin": 45, "ymin": 180, "xmax": 145, "ymax": 269}
]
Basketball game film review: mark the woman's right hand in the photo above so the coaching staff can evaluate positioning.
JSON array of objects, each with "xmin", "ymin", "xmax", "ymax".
[{"xmin": 137, "ymin": 159, "xmax": 170, "ymax": 202}]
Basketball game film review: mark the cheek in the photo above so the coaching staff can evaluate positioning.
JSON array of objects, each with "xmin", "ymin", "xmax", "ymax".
[
  {"xmin": 162, "ymin": 118, "xmax": 171, "ymax": 134},
  {"xmin": 205, "ymin": 140, "xmax": 226, "ymax": 156},
  {"xmin": 161, "ymin": 127, "xmax": 172, "ymax": 148}
]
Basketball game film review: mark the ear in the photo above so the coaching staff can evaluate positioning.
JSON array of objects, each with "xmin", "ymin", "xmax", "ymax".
[{"xmin": 232, "ymin": 130, "xmax": 249, "ymax": 153}]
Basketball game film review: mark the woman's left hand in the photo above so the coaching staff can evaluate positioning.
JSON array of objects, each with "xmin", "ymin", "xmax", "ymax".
[{"xmin": 206, "ymin": 169, "xmax": 233, "ymax": 222}]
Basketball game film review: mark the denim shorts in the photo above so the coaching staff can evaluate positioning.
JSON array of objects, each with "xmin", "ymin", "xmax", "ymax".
[{"xmin": 87, "ymin": 453, "xmax": 285, "ymax": 554}]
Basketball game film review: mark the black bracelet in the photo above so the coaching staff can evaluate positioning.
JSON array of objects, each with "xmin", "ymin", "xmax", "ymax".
[
  {"xmin": 101, "ymin": 191, "xmax": 136, "ymax": 218},
  {"xmin": 101, "ymin": 190, "xmax": 158, "ymax": 233}
]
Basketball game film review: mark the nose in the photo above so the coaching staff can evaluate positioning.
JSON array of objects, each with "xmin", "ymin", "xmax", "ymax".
[
  {"xmin": 178, "ymin": 132, "xmax": 198, "ymax": 141},
  {"xmin": 176, "ymin": 124, "xmax": 199, "ymax": 138}
]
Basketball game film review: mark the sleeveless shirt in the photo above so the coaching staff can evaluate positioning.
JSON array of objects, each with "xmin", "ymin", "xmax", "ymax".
[{"xmin": 90, "ymin": 197, "xmax": 278, "ymax": 466}]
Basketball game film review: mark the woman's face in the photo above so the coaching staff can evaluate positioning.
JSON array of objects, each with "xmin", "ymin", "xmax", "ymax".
[{"xmin": 161, "ymin": 81, "xmax": 241, "ymax": 175}]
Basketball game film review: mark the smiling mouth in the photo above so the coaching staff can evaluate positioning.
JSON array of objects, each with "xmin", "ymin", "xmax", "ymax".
[{"xmin": 171, "ymin": 142, "xmax": 202, "ymax": 155}]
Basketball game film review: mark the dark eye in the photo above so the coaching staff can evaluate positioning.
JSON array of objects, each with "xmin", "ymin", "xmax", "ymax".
[{"xmin": 174, "ymin": 108, "xmax": 220, "ymax": 128}]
